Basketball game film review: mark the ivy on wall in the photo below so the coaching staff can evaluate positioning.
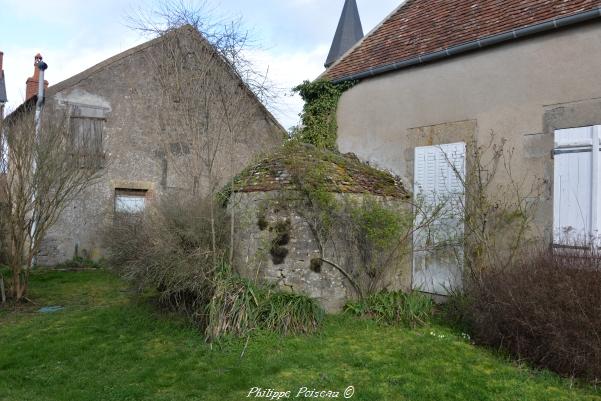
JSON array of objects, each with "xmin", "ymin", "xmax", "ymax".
[{"xmin": 292, "ymin": 79, "xmax": 356, "ymax": 150}]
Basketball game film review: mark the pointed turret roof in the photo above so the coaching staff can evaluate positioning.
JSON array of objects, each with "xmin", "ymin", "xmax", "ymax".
[{"xmin": 324, "ymin": 0, "xmax": 364, "ymax": 68}]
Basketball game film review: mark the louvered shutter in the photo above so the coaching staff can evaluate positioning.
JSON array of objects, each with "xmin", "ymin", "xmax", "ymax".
[{"xmin": 413, "ymin": 142, "xmax": 465, "ymax": 295}]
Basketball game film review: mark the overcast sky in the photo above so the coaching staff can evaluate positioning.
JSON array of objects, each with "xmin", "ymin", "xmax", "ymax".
[{"xmin": 0, "ymin": 0, "xmax": 401, "ymax": 128}]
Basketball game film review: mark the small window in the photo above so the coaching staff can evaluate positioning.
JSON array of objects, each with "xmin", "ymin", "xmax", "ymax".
[
  {"xmin": 114, "ymin": 189, "xmax": 147, "ymax": 214},
  {"xmin": 169, "ymin": 142, "xmax": 191, "ymax": 156}
]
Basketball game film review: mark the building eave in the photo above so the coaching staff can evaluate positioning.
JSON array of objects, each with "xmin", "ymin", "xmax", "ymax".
[{"xmin": 331, "ymin": 7, "xmax": 601, "ymax": 83}]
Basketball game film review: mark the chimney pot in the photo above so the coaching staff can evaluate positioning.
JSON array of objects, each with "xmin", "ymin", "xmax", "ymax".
[{"xmin": 26, "ymin": 53, "xmax": 48, "ymax": 101}]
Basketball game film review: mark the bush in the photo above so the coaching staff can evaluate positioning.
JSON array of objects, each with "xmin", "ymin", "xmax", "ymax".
[
  {"xmin": 206, "ymin": 272, "xmax": 262, "ymax": 340},
  {"xmin": 205, "ymin": 270, "xmax": 324, "ymax": 341},
  {"xmin": 465, "ymin": 248, "xmax": 601, "ymax": 381},
  {"xmin": 257, "ymin": 291, "xmax": 324, "ymax": 335},
  {"xmin": 104, "ymin": 195, "xmax": 230, "ymax": 328},
  {"xmin": 345, "ymin": 290, "xmax": 433, "ymax": 328},
  {"xmin": 104, "ymin": 196, "xmax": 324, "ymax": 341}
]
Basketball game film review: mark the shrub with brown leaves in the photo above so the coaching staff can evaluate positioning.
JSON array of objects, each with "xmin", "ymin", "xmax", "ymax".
[{"xmin": 466, "ymin": 248, "xmax": 601, "ymax": 381}]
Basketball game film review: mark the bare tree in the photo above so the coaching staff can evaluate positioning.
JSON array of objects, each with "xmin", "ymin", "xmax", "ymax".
[
  {"xmin": 127, "ymin": 0, "xmax": 276, "ymax": 105},
  {"xmin": 128, "ymin": 1, "xmax": 280, "ymax": 268},
  {"xmin": 0, "ymin": 106, "xmax": 100, "ymax": 302},
  {"xmin": 437, "ymin": 133, "xmax": 544, "ymax": 279}
]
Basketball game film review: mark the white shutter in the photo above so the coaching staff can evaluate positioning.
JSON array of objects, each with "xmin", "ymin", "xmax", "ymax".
[
  {"xmin": 413, "ymin": 142, "xmax": 466, "ymax": 295},
  {"xmin": 554, "ymin": 126, "xmax": 601, "ymax": 246}
]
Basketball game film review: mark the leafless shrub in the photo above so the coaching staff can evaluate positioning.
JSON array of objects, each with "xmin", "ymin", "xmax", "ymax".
[
  {"xmin": 104, "ymin": 195, "xmax": 324, "ymax": 340},
  {"xmin": 466, "ymin": 247, "xmax": 601, "ymax": 381},
  {"xmin": 126, "ymin": 0, "xmax": 277, "ymax": 107},
  {"xmin": 460, "ymin": 133, "xmax": 544, "ymax": 276},
  {"xmin": 104, "ymin": 194, "xmax": 230, "ymax": 326}
]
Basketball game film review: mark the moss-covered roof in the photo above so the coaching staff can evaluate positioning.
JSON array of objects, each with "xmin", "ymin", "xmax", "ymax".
[{"xmin": 233, "ymin": 142, "xmax": 409, "ymax": 198}]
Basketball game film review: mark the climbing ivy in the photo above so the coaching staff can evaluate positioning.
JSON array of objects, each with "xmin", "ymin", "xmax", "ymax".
[{"xmin": 292, "ymin": 79, "xmax": 356, "ymax": 150}]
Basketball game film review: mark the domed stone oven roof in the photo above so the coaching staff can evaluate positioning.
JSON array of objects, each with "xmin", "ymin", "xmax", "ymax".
[{"xmin": 233, "ymin": 142, "xmax": 409, "ymax": 198}]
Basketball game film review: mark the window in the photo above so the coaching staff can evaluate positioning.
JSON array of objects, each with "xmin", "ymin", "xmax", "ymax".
[
  {"xmin": 169, "ymin": 142, "xmax": 191, "ymax": 156},
  {"xmin": 413, "ymin": 142, "xmax": 466, "ymax": 295},
  {"xmin": 69, "ymin": 104, "xmax": 106, "ymax": 169},
  {"xmin": 553, "ymin": 125, "xmax": 601, "ymax": 246},
  {"xmin": 114, "ymin": 189, "xmax": 147, "ymax": 214}
]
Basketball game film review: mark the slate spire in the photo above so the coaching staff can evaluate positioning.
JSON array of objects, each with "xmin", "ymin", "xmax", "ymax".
[{"xmin": 325, "ymin": 0, "xmax": 364, "ymax": 68}]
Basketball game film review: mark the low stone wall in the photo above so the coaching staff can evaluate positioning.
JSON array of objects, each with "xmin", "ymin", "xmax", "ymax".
[{"xmin": 230, "ymin": 191, "xmax": 412, "ymax": 313}]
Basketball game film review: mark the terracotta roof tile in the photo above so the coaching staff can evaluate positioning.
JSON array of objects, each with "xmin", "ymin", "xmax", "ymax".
[{"xmin": 326, "ymin": 0, "xmax": 601, "ymax": 81}]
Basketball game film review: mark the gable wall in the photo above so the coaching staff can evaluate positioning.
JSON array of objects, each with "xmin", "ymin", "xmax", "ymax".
[{"xmin": 37, "ymin": 32, "xmax": 284, "ymax": 265}]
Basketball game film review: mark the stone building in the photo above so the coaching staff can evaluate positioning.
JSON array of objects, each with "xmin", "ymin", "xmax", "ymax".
[
  {"xmin": 9, "ymin": 25, "xmax": 285, "ymax": 265},
  {"xmin": 230, "ymin": 143, "xmax": 410, "ymax": 312},
  {"xmin": 323, "ymin": 0, "xmax": 601, "ymax": 294}
]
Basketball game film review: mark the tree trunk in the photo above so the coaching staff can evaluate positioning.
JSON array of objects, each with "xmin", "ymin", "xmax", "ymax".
[
  {"xmin": 10, "ymin": 264, "xmax": 21, "ymax": 301},
  {"xmin": 229, "ymin": 143, "xmax": 235, "ymax": 267},
  {"xmin": 0, "ymin": 275, "xmax": 6, "ymax": 304},
  {"xmin": 209, "ymin": 184, "xmax": 217, "ymax": 269}
]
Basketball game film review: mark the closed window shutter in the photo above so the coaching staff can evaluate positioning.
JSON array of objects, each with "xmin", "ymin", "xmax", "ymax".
[
  {"xmin": 554, "ymin": 126, "xmax": 601, "ymax": 246},
  {"xmin": 553, "ymin": 147, "xmax": 592, "ymax": 243},
  {"xmin": 413, "ymin": 142, "xmax": 466, "ymax": 294},
  {"xmin": 414, "ymin": 143, "xmax": 466, "ymax": 238},
  {"xmin": 70, "ymin": 116, "xmax": 104, "ymax": 169}
]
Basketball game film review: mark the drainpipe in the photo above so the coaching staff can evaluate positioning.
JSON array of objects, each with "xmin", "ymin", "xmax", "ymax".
[{"xmin": 29, "ymin": 57, "xmax": 48, "ymax": 268}]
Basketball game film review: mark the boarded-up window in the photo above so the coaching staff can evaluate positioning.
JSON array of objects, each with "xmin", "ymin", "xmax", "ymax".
[
  {"xmin": 114, "ymin": 188, "xmax": 147, "ymax": 214},
  {"xmin": 70, "ymin": 116, "xmax": 104, "ymax": 169},
  {"xmin": 554, "ymin": 126, "xmax": 601, "ymax": 246}
]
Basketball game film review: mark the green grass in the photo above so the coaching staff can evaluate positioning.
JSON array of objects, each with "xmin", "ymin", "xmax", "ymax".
[{"xmin": 0, "ymin": 270, "xmax": 599, "ymax": 401}]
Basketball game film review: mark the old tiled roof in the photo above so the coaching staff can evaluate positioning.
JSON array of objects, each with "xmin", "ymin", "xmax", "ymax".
[
  {"xmin": 325, "ymin": 0, "xmax": 601, "ymax": 81},
  {"xmin": 234, "ymin": 142, "xmax": 409, "ymax": 198}
]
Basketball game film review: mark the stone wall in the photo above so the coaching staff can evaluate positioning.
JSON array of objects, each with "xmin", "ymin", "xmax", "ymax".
[{"xmin": 231, "ymin": 191, "xmax": 412, "ymax": 313}]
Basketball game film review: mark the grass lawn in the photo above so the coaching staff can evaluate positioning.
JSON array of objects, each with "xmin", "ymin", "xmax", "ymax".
[{"xmin": 0, "ymin": 269, "xmax": 599, "ymax": 401}]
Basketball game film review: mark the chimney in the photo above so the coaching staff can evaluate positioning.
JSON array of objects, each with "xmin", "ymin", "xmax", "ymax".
[{"xmin": 25, "ymin": 53, "xmax": 49, "ymax": 101}]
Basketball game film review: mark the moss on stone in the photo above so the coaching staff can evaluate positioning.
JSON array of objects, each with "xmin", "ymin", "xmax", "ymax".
[{"xmin": 233, "ymin": 141, "xmax": 409, "ymax": 198}]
